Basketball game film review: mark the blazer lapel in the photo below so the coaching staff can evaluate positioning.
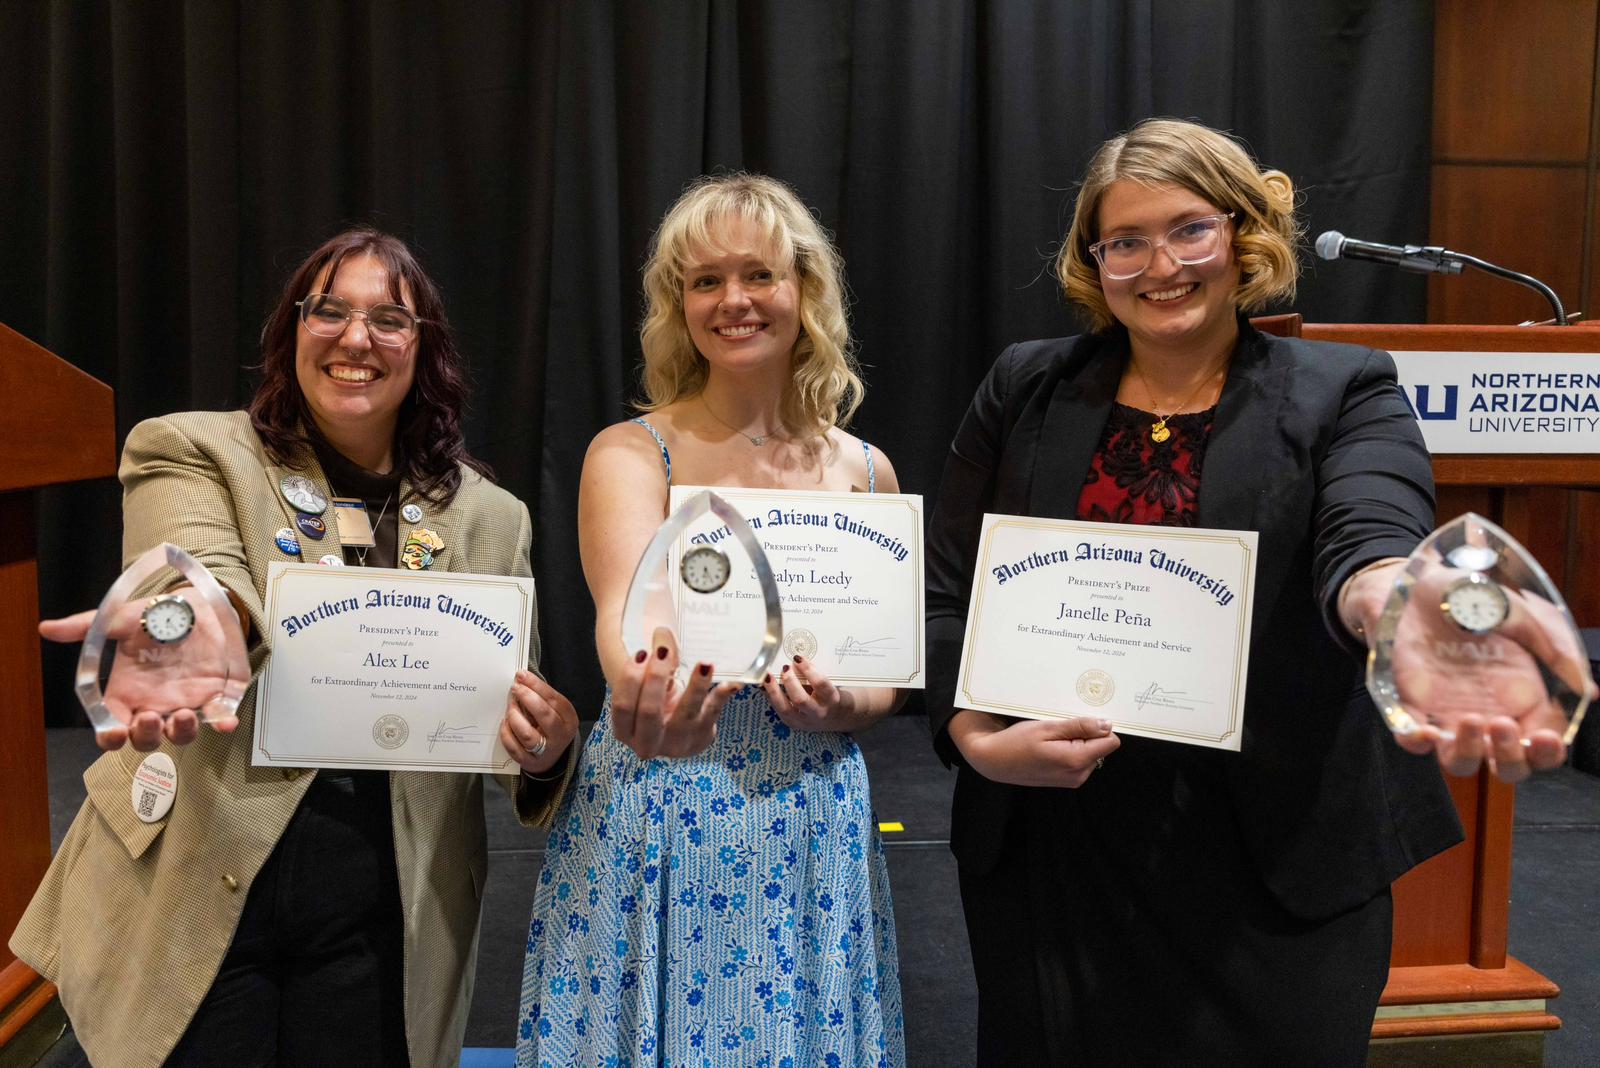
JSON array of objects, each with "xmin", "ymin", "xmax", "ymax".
[
  {"xmin": 259, "ymin": 444, "xmax": 344, "ymax": 561},
  {"xmin": 1197, "ymin": 324, "xmax": 1283, "ymax": 532},
  {"xmin": 1029, "ymin": 338, "xmax": 1126, "ymax": 520}
]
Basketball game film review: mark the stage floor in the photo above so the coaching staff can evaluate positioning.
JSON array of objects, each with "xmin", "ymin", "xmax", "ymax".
[{"xmin": 36, "ymin": 719, "xmax": 1600, "ymax": 1066}]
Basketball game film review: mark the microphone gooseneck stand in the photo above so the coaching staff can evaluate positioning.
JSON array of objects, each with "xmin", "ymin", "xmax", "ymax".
[{"xmin": 1446, "ymin": 251, "xmax": 1568, "ymax": 326}]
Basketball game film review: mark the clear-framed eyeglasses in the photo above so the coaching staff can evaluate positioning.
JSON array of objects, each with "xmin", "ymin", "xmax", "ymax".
[
  {"xmin": 296, "ymin": 293, "xmax": 428, "ymax": 346},
  {"xmin": 1089, "ymin": 213, "xmax": 1235, "ymax": 280}
]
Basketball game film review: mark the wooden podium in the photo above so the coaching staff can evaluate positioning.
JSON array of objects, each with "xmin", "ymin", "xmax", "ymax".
[
  {"xmin": 0, "ymin": 323, "xmax": 116, "ymax": 1058},
  {"xmin": 1299, "ymin": 321, "xmax": 1600, "ymax": 1061}
]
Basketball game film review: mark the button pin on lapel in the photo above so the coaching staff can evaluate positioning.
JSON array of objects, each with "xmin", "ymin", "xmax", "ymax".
[
  {"xmin": 131, "ymin": 752, "xmax": 177, "ymax": 823},
  {"xmin": 279, "ymin": 475, "xmax": 328, "ymax": 515},
  {"xmin": 401, "ymin": 503, "xmax": 423, "ymax": 524}
]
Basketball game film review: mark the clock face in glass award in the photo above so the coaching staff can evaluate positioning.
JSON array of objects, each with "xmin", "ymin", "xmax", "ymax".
[
  {"xmin": 76, "ymin": 543, "xmax": 252, "ymax": 736},
  {"xmin": 621, "ymin": 490, "xmax": 782, "ymax": 683},
  {"xmin": 1365, "ymin": 512, "xmax": 1594, "ymax": 747}
]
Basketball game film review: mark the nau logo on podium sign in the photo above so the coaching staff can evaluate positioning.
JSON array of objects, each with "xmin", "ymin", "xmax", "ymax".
[{"xmin": 1390, "ymin": 351, "xmax": 1600, "ymax": 454}]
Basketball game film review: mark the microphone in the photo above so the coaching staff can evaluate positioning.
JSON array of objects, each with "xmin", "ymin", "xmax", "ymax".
[
  {"xmin": 1315, "ymin": 230, "xmax": 1569, "ymax": 324},
  {"xmin": 1314, "ymin": 231, "xmax": 1465, "ymax": 275}
]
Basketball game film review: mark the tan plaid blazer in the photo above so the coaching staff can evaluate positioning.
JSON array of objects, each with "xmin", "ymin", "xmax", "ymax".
[{"xmin": 10, "ymin": 410, "xmax": 575, "ymax": 1068}]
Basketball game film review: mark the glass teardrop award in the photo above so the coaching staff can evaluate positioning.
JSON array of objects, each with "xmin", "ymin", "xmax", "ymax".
[
  {"xmin": 620, "ymin": 490, "xmax": 782, "ymax": 683},
  {"xmin": 75, "ymin": 543, "xmax": 251, "ymax": 735},
  {"xmin": 1365, "ymin": 513, "xmax": 1593, "ymax": 747}
]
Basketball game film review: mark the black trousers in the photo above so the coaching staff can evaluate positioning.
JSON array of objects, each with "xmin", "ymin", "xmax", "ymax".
[
  {"xmin": 959, "ymin": 741, "xmax": 1395, "ymax": 1068},
  {"xmin": 165, "ymin": 771, "xmax": 409, "ymax": 1068}
]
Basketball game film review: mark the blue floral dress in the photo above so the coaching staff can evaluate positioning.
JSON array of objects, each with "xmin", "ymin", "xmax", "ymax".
[{"xmin": 516, "ymin": 422, "xmax": 905, "ymax": 1068}]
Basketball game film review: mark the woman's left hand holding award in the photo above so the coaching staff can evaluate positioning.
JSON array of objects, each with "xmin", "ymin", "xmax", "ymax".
[{"xmin": 42, "ymin": 543, "xmax": 251, "ymax": 752}]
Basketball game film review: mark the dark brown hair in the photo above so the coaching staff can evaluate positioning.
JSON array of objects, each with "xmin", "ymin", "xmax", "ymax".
[{"xmin": 249, "ymin": 229, "xmax": 491, "ymax": 504}]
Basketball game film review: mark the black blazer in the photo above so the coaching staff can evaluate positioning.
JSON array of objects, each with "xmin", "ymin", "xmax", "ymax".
[{"xmin": 926, "ymin": 322, "xmax": 1464, "ymax": 920}]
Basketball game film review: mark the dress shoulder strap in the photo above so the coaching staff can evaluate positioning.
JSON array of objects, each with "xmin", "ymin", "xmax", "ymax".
[
  {"xmin": 861, "ymin": 440, "xmax": 876, "ymax": 493},
  {"xmin": 631, "ymin": 417, "xmax": 671, "ymax": 485}
]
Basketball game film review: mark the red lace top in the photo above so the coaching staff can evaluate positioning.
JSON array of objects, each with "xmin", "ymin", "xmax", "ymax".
[{"xmin": 1075, "ymin": 402, "xmax": 1216, "ymax": 527}]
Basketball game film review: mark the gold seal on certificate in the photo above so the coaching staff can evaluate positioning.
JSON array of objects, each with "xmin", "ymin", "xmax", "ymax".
[
  {"xmin": 664, "ymin": 486, "xmax": 926, "ymax": 687},
  {"xmin": 956, "ymin": 515, "xmax": 1257, "ymax": 750},
  {"xmin": 621, "ymin": 490, "xmax": 783, "ymax": 684},
  {"xmin": 74, "ymin": 542, "xmax": 251, "ymax": 737},
  {"xmin": 1365, "ymin": 512, "xmax": 1593, "ymax": 746}
]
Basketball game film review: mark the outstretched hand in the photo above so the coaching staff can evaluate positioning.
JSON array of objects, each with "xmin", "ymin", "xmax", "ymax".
[
  {"xmin": 41, "ymin": 593, "xmax": 241, "ymax": 753},
  {"xmin": 1346, "ymin": 560, "xmax": 1595, "ymax": 782},
  {"xmin": 1385, "ymin": 566, "xmax": 1592, "ymax": 781},
  {"xmin": 610, "ymin": 627, "xmax": 740, "ymax": 760}
]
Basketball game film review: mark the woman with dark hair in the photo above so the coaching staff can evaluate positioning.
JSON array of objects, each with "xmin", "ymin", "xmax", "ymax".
[{"xmin": 12, "ymin": 229, "xmax": 580, "ymax": 1068}]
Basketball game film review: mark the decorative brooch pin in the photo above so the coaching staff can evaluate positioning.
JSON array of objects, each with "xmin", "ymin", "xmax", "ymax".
[{"xmin": 401, "ymin": 529, "xmax": 445, "ymax": 570}]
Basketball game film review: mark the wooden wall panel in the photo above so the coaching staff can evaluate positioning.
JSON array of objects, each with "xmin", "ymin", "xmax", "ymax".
[
  {"xmin": 1427, "ymin": 165, "xmax": 1586, "ymax": 325},
  {"xmin": 1434, "ymin": 0, "xmax": 1594, "ymax": 162}
]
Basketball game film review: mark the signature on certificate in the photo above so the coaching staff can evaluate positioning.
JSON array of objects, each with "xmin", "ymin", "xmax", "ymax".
[
  {"xmin": 835, "ymin": 636, "xmax": 895, "ymax": 657},
  {"xmin": 1133, "ymin": 683, "xmax": 1208, "ymax": 713},
  {"xmin": 427, "ymin": 722, "xmax": 493, "ymax": 752}
]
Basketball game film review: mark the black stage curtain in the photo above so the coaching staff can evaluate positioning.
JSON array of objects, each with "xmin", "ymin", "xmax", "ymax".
[{"xmin": 1, "ymin": 1, "xmax": 1432, "ymax": 726}]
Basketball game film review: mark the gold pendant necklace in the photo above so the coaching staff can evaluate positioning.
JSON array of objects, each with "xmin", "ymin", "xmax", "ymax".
[{"xmin": 1132, "ymin": 359, "xmax": 1227, "ymax": 444}]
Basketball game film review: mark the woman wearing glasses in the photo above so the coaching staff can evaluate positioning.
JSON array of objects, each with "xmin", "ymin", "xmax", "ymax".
[
  {"xmin": 924, "ymin": 119, "xmax": 1466, "ymax": 1063},
  {"xmin": 14, "ymin": 229, "xmax": 579, "ymax": 1068}
]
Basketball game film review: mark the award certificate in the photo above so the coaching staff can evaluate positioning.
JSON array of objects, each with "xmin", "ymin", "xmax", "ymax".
[
  {"xmin": 255, "ymin": 564, "xmax": 536, "ymax": 772},
  {"xmin": 669, "ymin": 486, "xmax": 925, "ymax": 687},
  {"xmin": 955, "ymin": 515, "xmax": 1257, "ymax": 750}
]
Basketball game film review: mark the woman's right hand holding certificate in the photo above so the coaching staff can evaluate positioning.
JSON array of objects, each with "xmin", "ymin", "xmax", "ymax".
[{"xmin": 948, "ymin": 708, "xmax": 1120, "ymax": 788}]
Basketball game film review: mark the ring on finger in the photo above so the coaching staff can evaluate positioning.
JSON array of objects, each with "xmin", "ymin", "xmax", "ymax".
[{"xmin": 524, "ymin": 735, "xmax": 547, "ymax": 758}]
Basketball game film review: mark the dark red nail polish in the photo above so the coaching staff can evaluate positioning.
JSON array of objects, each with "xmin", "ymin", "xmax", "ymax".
[
  {"xmin": 792, "ymin": 654, "xmax": 805, "ymax": 664},
  {"xmin": 635, "ymin": 650, "xmax": 648, "ymax": 663},
  {"xmin": 781, "ymin": 664, "xmax": 790, "ymax": 674},
  {"xmin": 698, "ymin": 663, "xmax": 711, "ymax": 677},
  {"xmin": 656, "ymin": 646, "xmax": 668, "ymax": 660}
]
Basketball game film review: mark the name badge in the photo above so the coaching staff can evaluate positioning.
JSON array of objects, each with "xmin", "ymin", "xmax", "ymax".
[{"xmin": 331, "ymin": 498, "xmax": 376, "ymax": 548}]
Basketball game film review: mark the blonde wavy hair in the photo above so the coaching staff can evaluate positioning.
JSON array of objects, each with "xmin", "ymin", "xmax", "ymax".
[
  {"xmin": 1057, "ymin": 118, "xmax": 1302, "ymax": 332},
  {"xmin": 638, "ymin": 173, "xmax": 863, "ymax": 435}
]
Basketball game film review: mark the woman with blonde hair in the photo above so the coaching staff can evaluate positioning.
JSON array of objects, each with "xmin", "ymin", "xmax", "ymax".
[
  {"xmin": 517, "ymin": 173, "xmax": 905, "ymax": 1067},
  {"xmin": 924, "ymin": 119, "xmax": 1467, "ymax": 1063}
]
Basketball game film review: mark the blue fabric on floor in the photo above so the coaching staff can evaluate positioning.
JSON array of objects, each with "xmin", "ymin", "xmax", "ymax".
[{"xmin": 460, "ymin": 1049, "xmax": 513, "ymax": 1068}]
